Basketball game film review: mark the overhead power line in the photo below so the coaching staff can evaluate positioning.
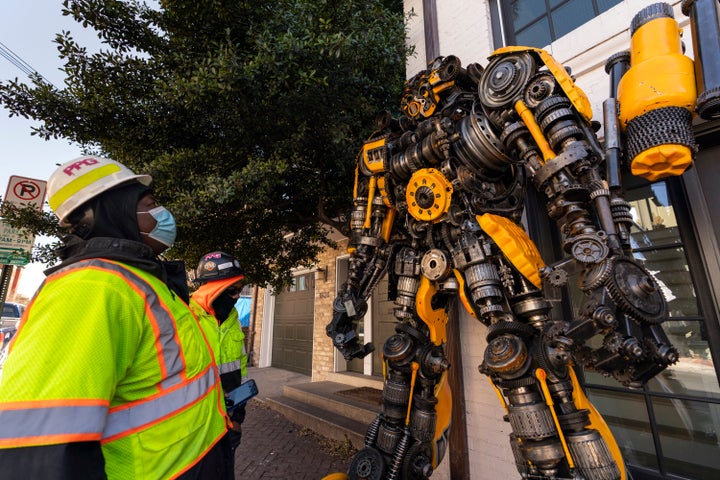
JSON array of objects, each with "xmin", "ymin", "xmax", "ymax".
[{"xmin": 0, "ymin": 40, "xmax": 56, "ymax": 87}]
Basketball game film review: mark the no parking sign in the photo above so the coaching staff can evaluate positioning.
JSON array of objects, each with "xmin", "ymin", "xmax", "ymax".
[{"xmin": 0, "ymin": 176, "xmax": 47, "ymax": 265}]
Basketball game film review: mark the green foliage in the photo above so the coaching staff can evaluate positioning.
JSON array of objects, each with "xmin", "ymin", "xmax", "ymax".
[
  {"xmin": 0, "ymin": 199, "xmax": 65, "ymax": 265},
  {"xmin": 0, "ymin": 0, "xmax": 411, "ymax": 289}
]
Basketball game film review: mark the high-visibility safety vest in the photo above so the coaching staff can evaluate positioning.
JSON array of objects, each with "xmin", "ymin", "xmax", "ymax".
[
  {"xmin": 0, "ymin": 258, "xmax": 228, "ymax": 479},
  {"xmin": 190, "ymin": 299, "xmax": 248, "ymax": 386}
]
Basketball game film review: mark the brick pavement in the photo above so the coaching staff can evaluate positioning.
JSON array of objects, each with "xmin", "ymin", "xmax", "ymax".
[{"xmin": 234, "ymin": 400, "xmax": 355, "ymax": 479}]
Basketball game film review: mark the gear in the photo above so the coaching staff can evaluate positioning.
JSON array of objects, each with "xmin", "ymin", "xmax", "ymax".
[
  {"xmin": 578, "ymin": 258, "xmax": 614, "ymax": 291},
  {"xmin": 487, "ymin": 320, "xmax": 537, "ymax": 341},
  {"xmin": 534, "ymin": 340, "xmax": 569, "ymax": 380},
  {"xmin": 570, "ymin": 234, "xmax": 609, "ymax": 263},
  {"xmin": 534, "ymin": 95, "xmax": 572, "ymax": 121},
  {"xmin": 406, "ymin": 168, "xmax": 454, "ymax": 222},
  {"xmin": 546, "ymin": 267, "xmax": 568, "ymax": 287},
  {"xmin": 401, "ymin": 442, "xmax": 434, "ymax": 480},
  {"xmin": 605, "ymin": 258, "xmax": 667, "ymax": 324},
  {"xmin": 349, "ymin": 447, "xmax": 386, "ymax": 480},
  {"xmin": 479, "ymin": 52, "xmax": 536, "ymax": 111},
  {"xmin": 524, "ymin": 72, "xmax": 557, "ymax": 108}
]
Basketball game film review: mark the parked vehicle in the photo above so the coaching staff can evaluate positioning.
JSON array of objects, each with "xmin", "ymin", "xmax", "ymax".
[{"xmin": 1, "ymin": 302, "xmax": 24, "ymax": 367}]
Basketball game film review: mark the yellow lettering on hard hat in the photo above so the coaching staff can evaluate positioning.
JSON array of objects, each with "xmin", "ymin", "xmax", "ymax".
[{"xmin": 49, "ymin": 164, "xmax": 122, "ymax": 212}]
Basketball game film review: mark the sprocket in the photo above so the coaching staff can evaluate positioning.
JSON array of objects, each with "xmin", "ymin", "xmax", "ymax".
[
  {"xmin": 578, "ymin": 257, "xmax": 614, "ymax": 291},
  {"xmin": 605, "ymin": 257, "xmax": 667, "ymax": 324}
]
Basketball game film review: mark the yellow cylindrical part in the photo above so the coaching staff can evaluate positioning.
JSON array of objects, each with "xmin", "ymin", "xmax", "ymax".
[
  {"xmin": 630, "ymin": 144, "xmax": 694, "ymax": 182},
  {"xmin": 515, "ymin": 99, "xmax": 555, "ymax": 164},
  {"xmin": 617, "ymin": 3, "xmax": 697, "ymax": 181},
  {"xmin": 618, "ymin": 16, "xmax": 696, "ymax": 124},
  {"xmin": 380, "ymin": 207, "xmax": 395, "ymax": 242},
  {"xmin": 405, "ymin": 362, "xmax": 420, "ymax": 426},
  {"xmin": 363, "ymin": 176, "xmax": 377, "ymax": 230}
]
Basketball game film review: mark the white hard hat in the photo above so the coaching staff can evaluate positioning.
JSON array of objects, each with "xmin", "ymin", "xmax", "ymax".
[{"xmin": 48, "ymin": 156, "xmax": 152, "ymax": 226}]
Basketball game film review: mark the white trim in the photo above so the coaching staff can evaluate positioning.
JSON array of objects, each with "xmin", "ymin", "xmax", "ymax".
[
  {"xmin": 259, "ymin": 287, "xmax": 275, "ymax": 367},
  {"xmin": 363, "ymin": 295, "xmax": 374, "ymax": 376},
  {"xmin": 333, "ymin": 254, "xmax": 349, "ymax": 373}
]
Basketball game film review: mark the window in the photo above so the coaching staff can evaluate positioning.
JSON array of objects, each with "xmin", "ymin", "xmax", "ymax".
[
  {"xmin": 286, "ymin": 273, "xmax": 313, "ymax": 293},
  {"xmin": 497, "ymin": 0, "xmax": 621, "ymax": 47},
  {"xmin": 573, "ymin": 178, "xmax": 720, "ymax": 479}
]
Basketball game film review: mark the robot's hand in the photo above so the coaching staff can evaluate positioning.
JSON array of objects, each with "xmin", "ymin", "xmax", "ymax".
[{"xmin": 326, "ymin": 293, "xmax": 375, "ymax": 361}]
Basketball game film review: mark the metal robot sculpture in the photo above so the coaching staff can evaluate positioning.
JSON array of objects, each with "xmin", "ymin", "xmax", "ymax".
[{"xmin": 325, "ymin": 3, "xmax": 700, "ymax": 479}]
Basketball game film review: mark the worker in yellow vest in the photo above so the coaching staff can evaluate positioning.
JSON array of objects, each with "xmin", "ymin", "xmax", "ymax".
[
  {"xmin": 190, "ymin": 251, "xmax": 249, "ymax": 457},
  {"xmin": 0, "ymin": 156, "xmax": 230, "ymax": 480}
]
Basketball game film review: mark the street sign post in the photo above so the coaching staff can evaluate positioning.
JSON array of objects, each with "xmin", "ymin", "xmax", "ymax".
[{"xmin": 0, "ymin": 176, "xmax": 48, "ymax": 267}]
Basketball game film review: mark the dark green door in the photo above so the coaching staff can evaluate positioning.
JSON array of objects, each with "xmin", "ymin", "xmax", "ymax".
[{"xmin": 272, "ymin": 273, "xmax": 314, "ymax": 375}]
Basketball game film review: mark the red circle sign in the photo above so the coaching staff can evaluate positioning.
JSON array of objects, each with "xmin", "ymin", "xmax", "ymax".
[{"xmin": 12, "ymin": 180, "xmax": 42, "ymax": 201}]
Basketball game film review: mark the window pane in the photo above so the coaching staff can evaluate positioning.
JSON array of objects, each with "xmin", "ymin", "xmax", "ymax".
[
  {"xmin": 549, "ymin": 0, "xmax": 567, "ymax": 8},
  {"xmin": 629, "ymin": 182, "xmax": 679, "ymax": 241},
  {"xmin": 633, "ymin": 246, "xmax": 698, "ymax": 317},
  {"xmin": 647, "ymin": 321, "xmax": 720, "ymax": 399},
  {"xmin": 597, "ymin": 0, "xmax": 622, "ymax": 14},
  {"xmin": 510, "ymin": 0, "xmax": 548, "ymax": 30},
  {"xmin": 586, "ymin": 389, "xmax": 658, "ymax": 470},
  {"xmin": 652, "ymin": 397, "xmax": 720, "ymax": 479},
  {"xmin": 516, "ymin": 18, "xmax": 552, "ymax": 48},
  {"xmin": 625, "ymin": 182, "xmax": 697, "ymax": 317},
  {"xmin": 297, "ymin": 275, "xmax": 307, "ymax": 291},
  {"xmin": 552, "ymin": 0, "xmax": 595, "ymax": 39}
]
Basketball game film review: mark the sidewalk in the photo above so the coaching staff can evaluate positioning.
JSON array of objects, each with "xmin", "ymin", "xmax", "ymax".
[{"xmin": 234, "ymin": 366, "xmax": 355, "ymax": 479}]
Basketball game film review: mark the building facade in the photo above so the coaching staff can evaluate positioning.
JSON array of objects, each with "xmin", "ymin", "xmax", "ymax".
[{"xmin": 250, "ymin": 1, "xmax": 720, "ymax": 479}]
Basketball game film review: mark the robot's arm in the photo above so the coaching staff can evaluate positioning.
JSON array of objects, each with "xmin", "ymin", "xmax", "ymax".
[
  {"xmin": 476, "ymin": 39, "xmax": 686, "ymax": 386},
  {"xmin": 327, "ymin": 289, "xmax": 373, "ymax": 361},
  {"xmin": 326, "ymin": 141, "xmax": 399, "ymax": 360}
]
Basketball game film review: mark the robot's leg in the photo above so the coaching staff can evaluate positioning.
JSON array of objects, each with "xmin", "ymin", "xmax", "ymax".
[
  {"xmin": 346, "ymin": 327, "xmax": 448, "ymax": 480},
  {"xmin": 345, "ymin": 250, "xmax": 451, "ymax": 480},
  {"xmin": 483, "ymin": 327, "xmax": 624, "ymax": 480}
]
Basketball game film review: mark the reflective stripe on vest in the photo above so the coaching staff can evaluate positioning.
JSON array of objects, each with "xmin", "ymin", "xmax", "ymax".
[
  {"xmin": 102, "ymin": 366, "xmax": 216, "ymax": 441},
  {"xmin": 0, "ymin": 400, "xmax": 108, "ymax": 445},
  {"xmin": 218, "ymin": 359, "xmax": 241, "ymax": 375},
  {"xmin": 0, "ymin": 258, "xmax": 218, "ymax": 447},
  {"xmin": 56, "ymin": 259, "xmax": 185, "ymax": 389}
]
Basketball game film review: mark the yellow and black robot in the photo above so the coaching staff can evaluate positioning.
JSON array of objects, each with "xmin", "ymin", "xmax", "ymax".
[{"xmin": 325, "ymin": 3, "xmax": 705, "ymax": 479}]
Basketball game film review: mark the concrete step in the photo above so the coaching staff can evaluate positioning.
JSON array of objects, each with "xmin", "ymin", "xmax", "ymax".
[
  {"xmin": 265, "ymin": 394, "xmax": 371, "ymax": 450},
  {"xmin": 282, "ymin": 381, "xmax": 380, "ymax": 425},
  {"xmin": 326, "ymin": 371, "xmax": 384, "ymax": 389},
  {"xmin": 263, "ymin": 377, "xmax": 385, "ymax": 451}
]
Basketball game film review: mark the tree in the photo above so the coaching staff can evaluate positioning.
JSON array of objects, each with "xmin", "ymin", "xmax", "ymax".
[{"xmin": 0, "ymin": 0, "xmax": 411, "ymax": 288}]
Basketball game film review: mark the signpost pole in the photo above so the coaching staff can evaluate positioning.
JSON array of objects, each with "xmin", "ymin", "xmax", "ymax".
[{"xmin": 0, "ymin": 265, "xmax": 12, "ymax": 307}]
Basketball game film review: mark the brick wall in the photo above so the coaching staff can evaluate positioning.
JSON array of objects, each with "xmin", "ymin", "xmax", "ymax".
[
  {"xmin": 247, "ymin": 285, "xmax": 264, "ymax": 367},
  {"xmin": 311, "ymin": 238, "xmax": 348, "ymax": 381}
]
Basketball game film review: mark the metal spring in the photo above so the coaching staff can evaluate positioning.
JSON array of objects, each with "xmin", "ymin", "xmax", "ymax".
[
  {"xmin": 386, "ymin": 430, "xmax": 411, "ymax": 480},
  {"xmin": 365, "ymin": 416, "xmax": 381, "ymax": 447}
]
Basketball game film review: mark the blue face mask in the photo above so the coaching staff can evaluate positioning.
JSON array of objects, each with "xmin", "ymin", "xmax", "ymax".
[{"xmin": 138, "ymin": 206, "xmax": 177, "ymax": 248}]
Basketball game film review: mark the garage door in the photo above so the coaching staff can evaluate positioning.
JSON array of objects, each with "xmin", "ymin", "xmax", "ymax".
[{"xmin": 272, "ymin": 272, "xmax": 314, "ymax": 375}]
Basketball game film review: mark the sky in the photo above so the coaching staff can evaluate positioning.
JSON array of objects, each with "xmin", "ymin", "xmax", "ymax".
[{"xmin": 1, "ymin": 2, "xmax": 103, "ymax": 297}]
